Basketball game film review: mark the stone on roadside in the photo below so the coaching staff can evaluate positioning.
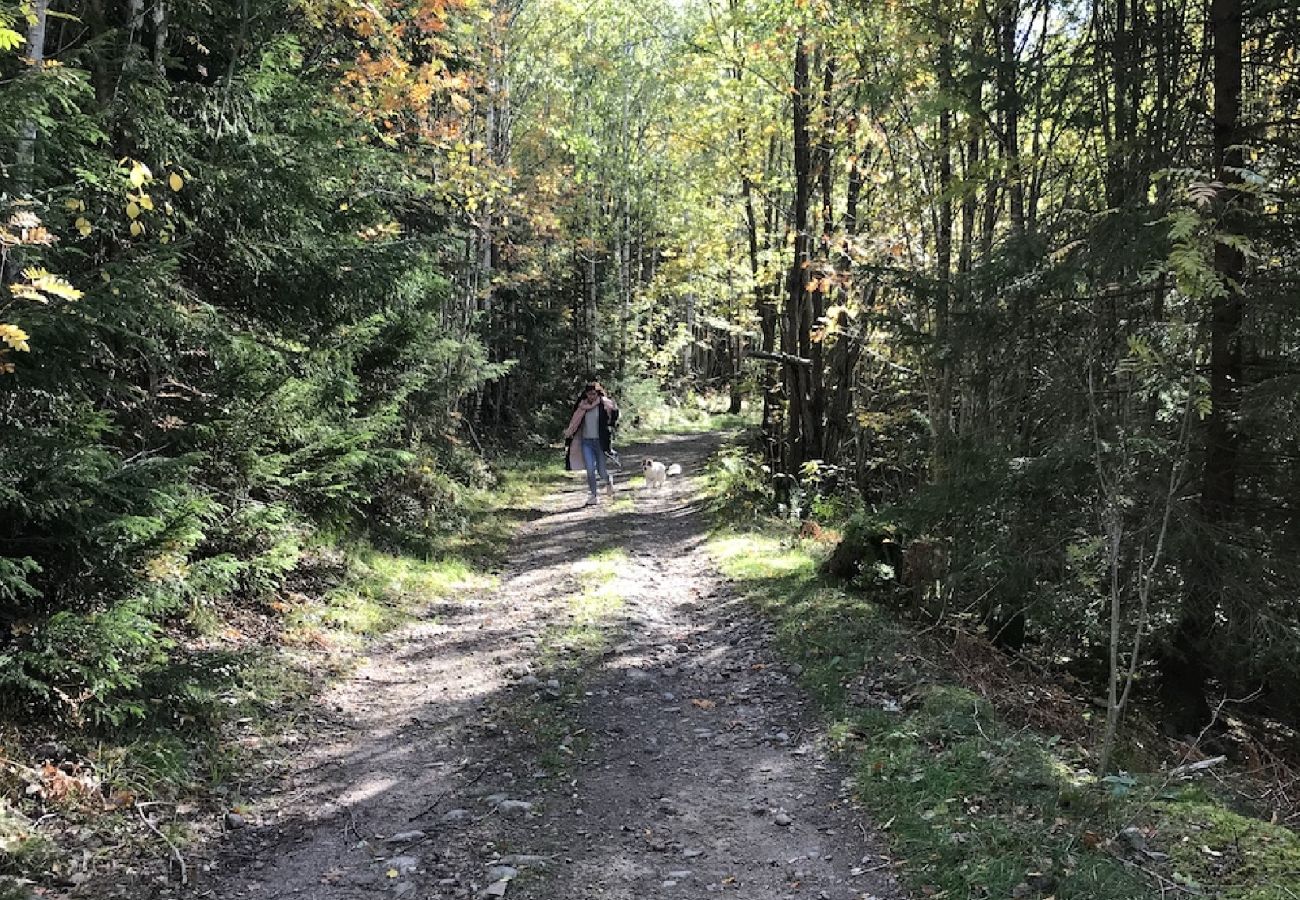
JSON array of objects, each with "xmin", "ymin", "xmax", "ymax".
[
  {"xmin": 483, "ymin": 879, "xmax": 511, "ymax": 897},
  {"xmin": 487, "ymin": 866, "xmax": 518, "ymax": 882},
  {"xmin": 384, "ymin": 830, "xmax": 426, "ymax": 844},
  {"xmin": 387, "ymin": 855, "xmax": 420, "ymax": 875},
  {"xmin": 499, "ymin": 854, "xmax": 549, "ymax": 868}
]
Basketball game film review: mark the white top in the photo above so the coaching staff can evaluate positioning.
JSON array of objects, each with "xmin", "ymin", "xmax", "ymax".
[{"xmin": 583, "ymin": 406, "xmax": 600, "ymax": 439}]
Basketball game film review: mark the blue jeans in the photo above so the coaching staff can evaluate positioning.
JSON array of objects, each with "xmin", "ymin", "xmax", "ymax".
[{"xmin": 580, "ymin": 438, "xmax": 610, "ymax": 494}]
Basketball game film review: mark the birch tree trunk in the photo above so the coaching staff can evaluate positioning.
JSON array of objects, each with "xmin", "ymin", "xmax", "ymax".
[
  {"xmin": 153, "ymin": 0, "xmax": 168, "ymax": 75},
  {"xmin": 933, "ymin": 0, "xmax": 955, "ymax": 476},
  {"xmin": 14, "ymin": 0, "xmax": 50, "ymax": 194}
]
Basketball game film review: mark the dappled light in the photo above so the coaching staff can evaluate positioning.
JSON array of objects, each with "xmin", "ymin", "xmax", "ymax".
[{"xmin": 2, "ymin": 0, "xmax": 1299, "ymax": 897}]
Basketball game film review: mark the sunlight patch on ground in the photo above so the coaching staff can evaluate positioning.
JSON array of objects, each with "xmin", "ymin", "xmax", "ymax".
[
  {"xmin": 711, "ymin": 534, "xmax": 815, "ymax": 578},
  {"xmin": 504, "ymin": 547, "xmax": 636, "ymax": 775},
  {"xmin": 284, "ymin": 550, "xmax": 491, "ymax": 648}
]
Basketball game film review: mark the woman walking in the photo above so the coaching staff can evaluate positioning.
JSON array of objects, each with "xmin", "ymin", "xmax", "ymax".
[{"xmin": 564, "ymin": 382, "xmax": 618, "ymax": 506}]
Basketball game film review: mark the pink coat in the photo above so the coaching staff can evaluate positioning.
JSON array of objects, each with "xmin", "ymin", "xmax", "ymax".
[{"xmin": 565, "ymin": 397, "xmax": 617, "ymax": 471}]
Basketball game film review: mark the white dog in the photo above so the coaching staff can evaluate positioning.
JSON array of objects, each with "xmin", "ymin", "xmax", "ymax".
[{"xmin": 642, "ymin": 458, "xmax": 682, "ymax": 491}]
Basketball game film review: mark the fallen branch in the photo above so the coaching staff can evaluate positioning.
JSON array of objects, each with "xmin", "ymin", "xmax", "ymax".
[
  {"xmin": 1169, "ymin": 755, "xmax": 1228, "ymax": 778},
  {"xmin": 137, "ymin": 803, "xmax": 187, "ymax": 885},
  {"xmin": 407, "ymin": 759, "xmax": 494, "ymax": 822}
]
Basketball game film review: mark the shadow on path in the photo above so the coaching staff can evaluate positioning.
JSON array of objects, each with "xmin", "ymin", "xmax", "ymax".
[{"xmin": 176, "ymin": 431, "xmax": 903, "ymax": 900}]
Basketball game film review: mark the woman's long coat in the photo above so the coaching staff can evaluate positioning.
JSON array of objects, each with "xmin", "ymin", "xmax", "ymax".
[{"xmin": 564, "ymin": 397, "xmax": 617, "ymax": 471}]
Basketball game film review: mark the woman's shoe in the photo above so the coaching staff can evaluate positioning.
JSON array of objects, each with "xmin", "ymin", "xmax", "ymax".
[{"xmin": 585, "ymin": 493, "xmax": 599, "ymax": 506}]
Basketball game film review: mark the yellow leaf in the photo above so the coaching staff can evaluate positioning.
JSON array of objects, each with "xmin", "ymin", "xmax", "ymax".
[
  {"xmin": 139, "ymin": 195, "xmax": 154, "ymax": 211},
  {"xmin": 128, "ymin": 161, "xmax": 152, "ymax": 188},
  {"xmin": 0, "ymin": 324, "xmax": 31, "ymax": 353},
  {"xmin": 17, "ymin": 267, "xmax": 83, "ymax": 302},
  {"xmin": 449, "ymin": 93, "xmax": 472, "ymax": 114},
  {"xmin": 75, "ymin": 217, "xmax": 92, "ymax": 236},
  {"xmin": 130, "ymin": 220, "xmax": 143, "ymax": 237},
  {"xmin": 126, "ymin": 202, "xmax": 141, "ymax": 219},
  {"xmin": 386, "ymin": 869, "xmax": 398, "ymax": 879},
  {"xmin": 169, "ymin": 173, "xmax": 184, "ymax": 192},
  {"xmin": 0, "ymin": 27, "xmax": 25, "ymax": 52}
]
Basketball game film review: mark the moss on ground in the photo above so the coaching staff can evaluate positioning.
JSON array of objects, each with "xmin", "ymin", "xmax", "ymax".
[{"xmin": 620, "ymin": 403, "xmax": 758, "ymax": 442}]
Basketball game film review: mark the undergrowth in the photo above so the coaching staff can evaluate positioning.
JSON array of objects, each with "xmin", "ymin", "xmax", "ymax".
[
  {"xmin": 0, "ymin": 450, "xmax": 565, "ymax": 897},
  {"xmin": 708, "ymin": 527, "xmax": 1300, "ymax": 899}
]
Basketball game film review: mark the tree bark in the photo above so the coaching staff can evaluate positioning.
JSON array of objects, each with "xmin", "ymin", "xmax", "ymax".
[
  {"xmin": 784, "ymin": 32, "xmax": 814, "ymax": 473},
  {"xmin": 14, "ymin": 0, "xmax": 50, "ymax": 193},
  {"xmin": 153, "ymin": 0, "xmax": 168, "ymax": 75},
  {"xmin": 1166, "ymin": 0, "xmax": 1245, "ymax": 730},
  {"xmin": 998, "ymin": 1, "xmax": 1024, "ymax": 237},
  {"xmin": 809, "ymin": 56, "xmax": 836, "ymax": 459},
  {"xmin": 933, "ymin": 0, "xmax": 955, "ymax": 476}
]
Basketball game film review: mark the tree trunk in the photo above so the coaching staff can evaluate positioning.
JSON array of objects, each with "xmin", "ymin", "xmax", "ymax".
[
  {"xmin": 998, "ymin": 1, "xmax": 1024, "ymax": 237},
  {"xmin": 933, "ymin": 0, "xmax": 955, "ymax": 476},
  {"xmin": 153, "ymin": 0, "xmax": 168, "ymax": 75},
  {"xmin": 1166, "ymin": 0, "xmax": 1245, "ymax": 731},
  {"xmin": 809, "ymin": 56, "xmax": 836, "ymax": 460},
  {"xmin": 784, "ymin": 32, "xmax": 814, "ymax": 473},
  {"xmin": 14, "ymin": 0, "xmax": 50, "ymax": 193}
]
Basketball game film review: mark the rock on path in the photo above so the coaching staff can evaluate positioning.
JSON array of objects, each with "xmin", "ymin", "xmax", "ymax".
[{"xmin": 189, "ymin": 431, "xmax": 903, "ymax": 900}]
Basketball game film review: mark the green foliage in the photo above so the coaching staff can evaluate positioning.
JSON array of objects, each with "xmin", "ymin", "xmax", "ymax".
[
  {"xmin": 710, "ymin": 524, "xmax": 1298, "ymax": 899},
  {"xmin": 0, "ymin": 0, "xmax": 503, "ymax": 726},
  {"xmin": 702, "ymin": 446, "xmax": 776, "ymax": 522}
]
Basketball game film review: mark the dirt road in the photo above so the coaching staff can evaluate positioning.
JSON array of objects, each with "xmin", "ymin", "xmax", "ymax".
[{"xmin": 194, "ymin": 432, "xmax": 903, "ymax": 900}]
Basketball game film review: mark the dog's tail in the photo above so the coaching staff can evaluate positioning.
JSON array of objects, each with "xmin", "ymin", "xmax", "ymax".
[{"xmin": 667, "ymin": 463, "xmax": 682, "ymax": 477}]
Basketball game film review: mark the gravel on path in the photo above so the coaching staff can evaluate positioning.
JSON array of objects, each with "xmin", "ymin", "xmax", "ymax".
[{"xmin": 192, "ymin": 431, "xmax": 904, "ymax": 900}]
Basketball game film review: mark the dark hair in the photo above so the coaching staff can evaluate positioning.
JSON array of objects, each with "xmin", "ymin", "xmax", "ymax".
[{"xmin": 582, "ymin": 381, "xmax": 604, "ymax": 396}]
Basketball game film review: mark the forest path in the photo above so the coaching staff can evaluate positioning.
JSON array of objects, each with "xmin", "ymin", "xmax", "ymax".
[{"xmin": 194, "ymin": 431, "xmax": 903, "ymax": 900}]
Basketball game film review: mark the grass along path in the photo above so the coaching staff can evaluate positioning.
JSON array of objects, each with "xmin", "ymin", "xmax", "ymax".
[{"xmin": 709, "ymin": 528, "xmax": 1300, "ymax": 899}]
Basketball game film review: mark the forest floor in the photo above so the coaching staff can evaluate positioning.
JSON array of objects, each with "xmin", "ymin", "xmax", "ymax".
[{"xmin": 175, "ymin": 431, "xmax": 903, "ymax": 900}]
